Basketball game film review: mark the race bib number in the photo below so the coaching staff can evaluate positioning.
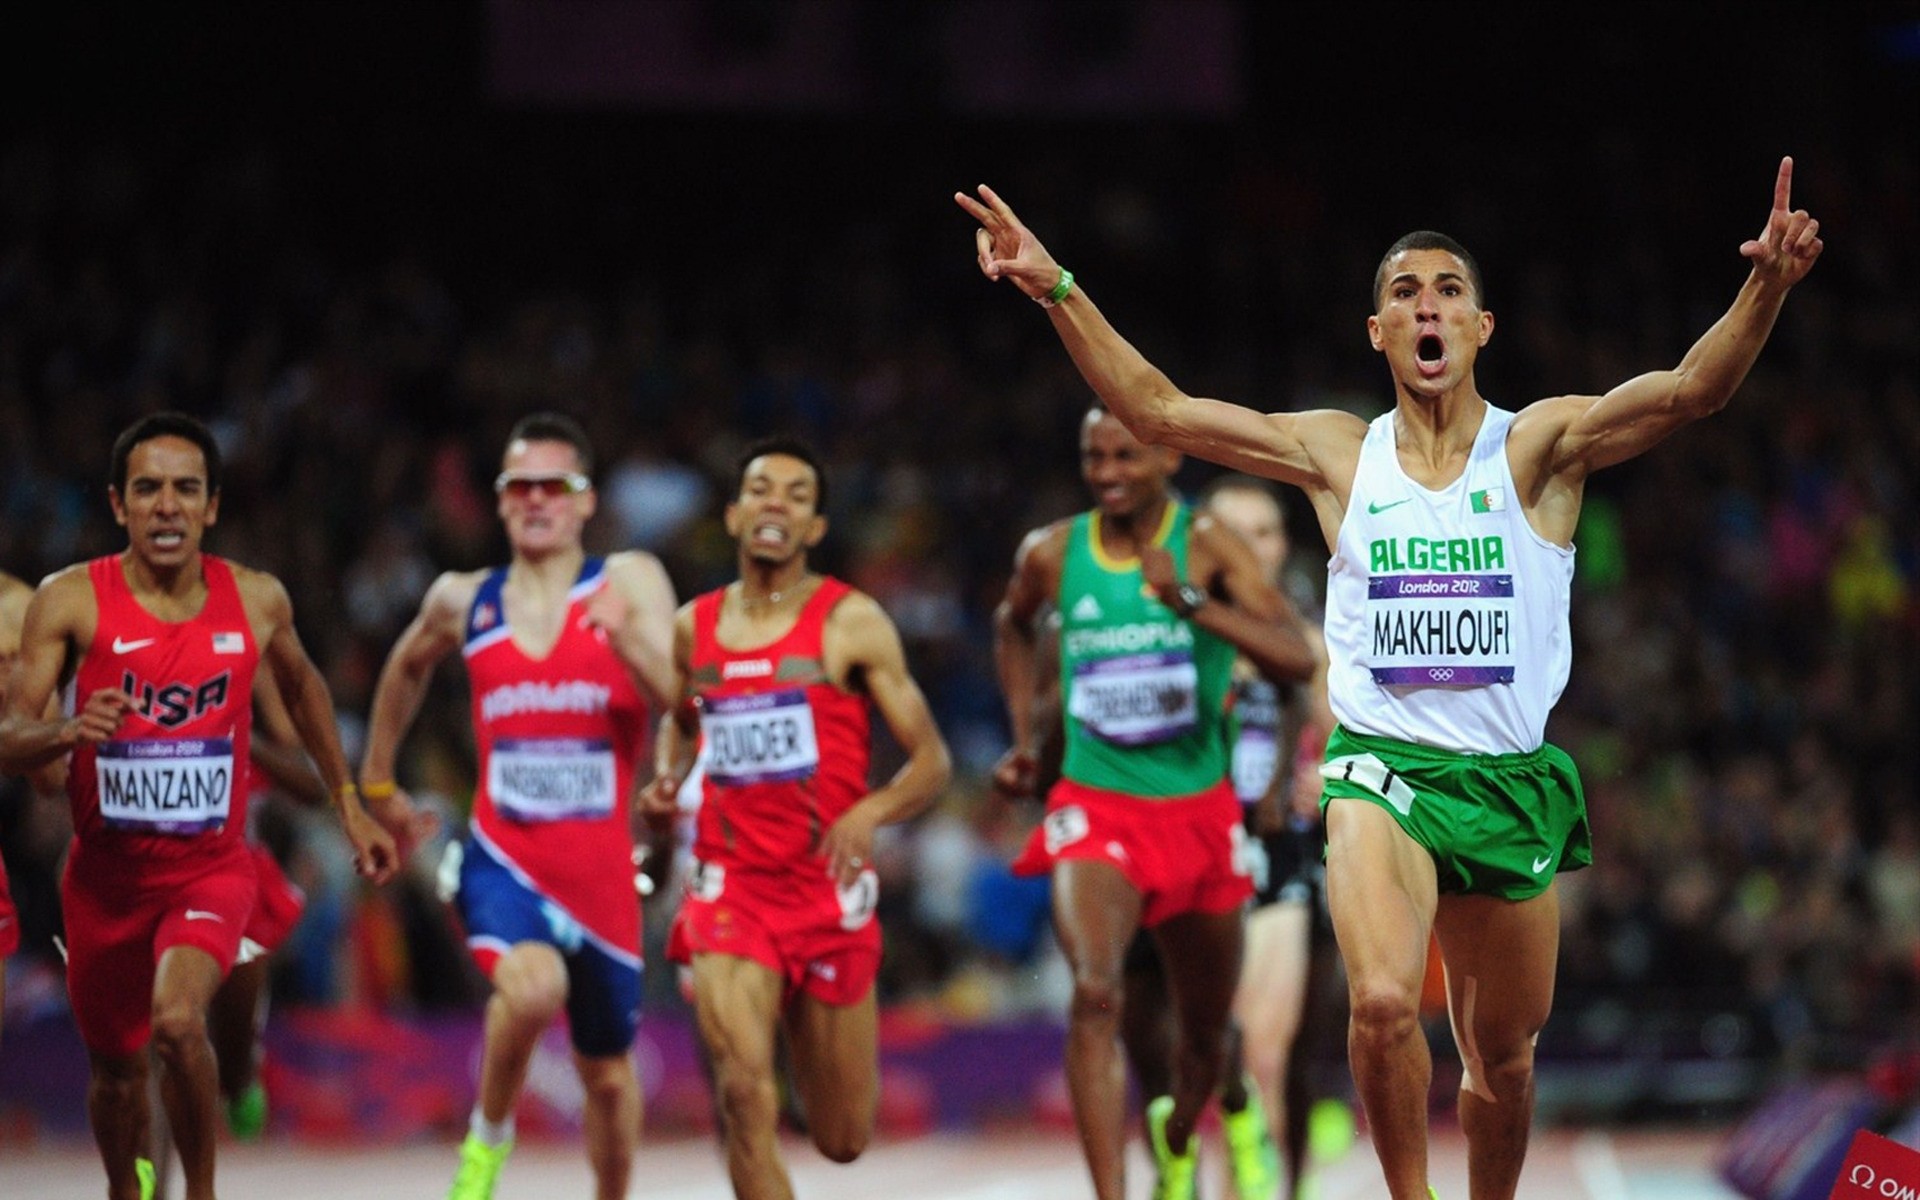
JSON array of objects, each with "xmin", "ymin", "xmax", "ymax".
[
  {"xmin": 1231, "ymin": 728, "xmax": 1279, "ymax": 804},
  {"xmin": 1043, "ymin": 805, "xmax": 1090, "ymax": 855},
  {"xmin": 97, "ymin": 737, "xmax": 234, "ymax": 836},
  {"xmin": 489, "ymin": 738, "xmax": 618, "ymax": 822},
  {"xmin": 837, "ymin": 868, "xmax": 878, "ymax": 931},
  {"xmin": 1364, "ymin": 574, "xmax": 1517, "ymax": 686},
  {"xmin": 702, "ymin": 690, "xmax": 820, "ymax": 786},
  {"xmin": 1067, "ymin": 652, "xmax": 1198, "ymax": 745}
]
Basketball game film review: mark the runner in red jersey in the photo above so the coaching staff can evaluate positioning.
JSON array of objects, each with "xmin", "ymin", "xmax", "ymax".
[
  {"xmin": 0, "ymin": 413, "xmax": 396, "ymax": 1200},
  {"xmin": 644, "ymin": 437, "xmax": 951, "ymax": 1200},
  {"xmin": 0, "ymin": 568, "xmax": 33, "ymax": 1042},
  {"xmin": 361, "ymin": 413, "xmax": 677, "ymax": 1200}
]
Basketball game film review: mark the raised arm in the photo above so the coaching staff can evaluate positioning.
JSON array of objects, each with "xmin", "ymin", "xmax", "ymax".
[
  {"xmin": 957, "ymin": 184, "xmax": 1365, "ymax": 504},
  {"xmin": 821, "ymin": 592, "xmax": 953, "ymax": 886},
  {"xmin": 582, "ymin": 550, "xmax": 679, "ymax": 709},
  {"xmin": 1512, "ymin": 158, "xmax": 1824, "ymax": 534},
  {"xmin": 243, "ymin": 570, "xmax": 399, "ymax": 883}
]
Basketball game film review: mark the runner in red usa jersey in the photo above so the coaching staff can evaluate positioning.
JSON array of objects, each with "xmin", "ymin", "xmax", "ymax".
[
  {"xmin": 359, "ymin": 413, "xmax": 678, "ymax": 1200},
  {"xmin": 644, "ymin": 437, "xmax": 950, "ymax": 1200},
  {"xmin": 0, "ymin": 413, "xmax": 393, "ymax": 1200}
]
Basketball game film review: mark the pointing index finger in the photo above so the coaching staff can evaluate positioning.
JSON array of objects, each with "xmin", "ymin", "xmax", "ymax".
[{"xmin": 1773, "ymin": 156, "xmax": 1793, "ymax": 214}]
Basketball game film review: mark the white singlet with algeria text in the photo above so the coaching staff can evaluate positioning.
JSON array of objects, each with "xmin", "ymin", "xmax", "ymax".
[{"xmin": 1323, "ymin": 405, "xmax": 1573, "ymax": 754}]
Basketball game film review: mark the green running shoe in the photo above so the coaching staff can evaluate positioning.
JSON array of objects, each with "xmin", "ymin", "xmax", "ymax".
[
  {"xmin": 1221, "ymin": 1084, "xmax": 1279, "ymax": 1200},
  {"xmin": 135, "ymin": 1156, "xmax": 156, "ymax": 1200},
  {"xmin": 1146, "ymin": 1095, "xmax": 1198, "ymax": 1200},
  {"xmin": 226, "ymin": 1080, "xmax": 268, "ymax": 1140},
  {"xmin": 447, "ymin": 1133, "xmax": 513, "ymax": 1200}
]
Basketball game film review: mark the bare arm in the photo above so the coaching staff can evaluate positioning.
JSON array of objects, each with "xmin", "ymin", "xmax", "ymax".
[
  {"xmin": 1510, "ymin": 158, "xmax": 1824, "ymax": 540},
  {"xmin": 0, "ymin": 570, "xmax": 132, "ymax": 772},
  {"xmin": 821, "ymin": 592, "xmax": 953, "ymax": 886},
  {"xmin": 1143, "ymin": 517, "xmax": 1316, "ymax": 686},
  {"xmin": 957, "ymin": 185, "xmax": 1367, "ymax": 513},
  {"xmin": 581, "ymin": 551, "xmax": 679, "ymax": 709},
  {"xmin": 990, "ymin": 525, "xmax": 1063, "ymax": 798},
  {"xmin": 242, "ymin": 570, "xmax": 399, "ymax": 883},
  {"xmin": 248, "ymin": 666, "xmax": 328, "ymax": 809},
  {"xmin": 636, "ymin": 605, "xmax": 697, "ymax": 828},
  {"xmin": 359, "ymin": 571, "xmax": 474, "ymax": 787}
]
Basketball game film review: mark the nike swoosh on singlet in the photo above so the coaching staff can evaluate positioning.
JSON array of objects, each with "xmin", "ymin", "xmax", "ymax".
[
  {"xmin": 112, "ymin": 636, "xmax": 158, "ymax": 654},
  {"xmin": 184, "ymin": 909, "xmax": 225, "ymax": 923},
  {"xmin": 1367, "ymin": 498, "xmax": 1412, "ymax": 515},
  {"xmin": 1531, "ymin": 856, "xmax": 1553, "ymax": 874}
]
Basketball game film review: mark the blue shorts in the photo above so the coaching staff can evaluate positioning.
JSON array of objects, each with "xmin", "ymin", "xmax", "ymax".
[{"xmin": 457, "ymin": 838, "xmax": 642, "ymax": 1057}]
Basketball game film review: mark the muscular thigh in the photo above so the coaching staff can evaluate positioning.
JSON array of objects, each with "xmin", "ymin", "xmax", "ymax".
[
  {"xmin": 783, "ymin": 987, "xmax": 878, "ymax": 1121},
  {"xmin": 1432, "ymin": 887, "xmax": 1559, "ymax": 1052}
]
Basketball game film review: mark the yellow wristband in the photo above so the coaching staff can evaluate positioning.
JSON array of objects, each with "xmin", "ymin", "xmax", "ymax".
[{"xmin": 359, "ymin": 780, "xmax": 398, "ymax": 800}]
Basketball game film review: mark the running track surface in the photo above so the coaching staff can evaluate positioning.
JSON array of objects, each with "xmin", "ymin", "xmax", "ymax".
[{"xmin": 3, "ymin": 1126, "xmax": 1744, "ymax": 1198}]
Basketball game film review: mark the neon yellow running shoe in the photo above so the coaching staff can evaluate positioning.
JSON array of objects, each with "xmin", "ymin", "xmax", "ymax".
[
  {"xmin": 135, "ymin": 1156, "xmax": 156, "ymax": 1200},
  {"xmin": 447, "ymin": 1133, "xmax": 513, "ymax": 1200},
  {"xmin": 226, "ymin": 1080, "xmax": 268, "ymax": 1139},
  {"xmin": 1220, "ymin": 1085, "xmax": 1279, "ymax": 1200},
  {"xmin": 1146, "ymin": 1095, "xmax": 1198, "ymax": 1200}
]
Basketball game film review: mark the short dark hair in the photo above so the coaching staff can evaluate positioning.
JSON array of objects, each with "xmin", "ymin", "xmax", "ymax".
[
  {"xmin": 506, "ymin": 412, "xmax": 594, "ymax": 476},
  {"xmin": 1373, "ymin": 230, "xmax": 1485, "ymax": 310},
  {"xmin": 110, "ymin": 412, "xmax": 222, "ymax": 495},
  {"xmin": 1198, "ymin": 472, "xmax": 1281, "ymax": 511},
  {"xmin": 735, "ymin": 436, "xmax": 829, "ymax": 510}
]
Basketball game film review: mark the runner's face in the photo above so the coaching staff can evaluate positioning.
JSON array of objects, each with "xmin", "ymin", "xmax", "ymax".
[
  {"xmin": 726, "ymin": 454, "xmax": 826, "ymax": 566},
  {"xmin": 1080, "ymin": 411, "xmax": 1176, "ymax": 519},
  {"xmin": 1206, "ymin": 489, "xmax": 1288, "ymax": 581},
  {"xmin": 496, "ymin": 438, "xmax": 594, "ymax": 556},
  {"xmin": 1367, "ymin": 248, "xmax": 1493, "ymax": 398},
  {"xmin": 111, "ymin": 436, "xmax": 219, "ymax": 570}
]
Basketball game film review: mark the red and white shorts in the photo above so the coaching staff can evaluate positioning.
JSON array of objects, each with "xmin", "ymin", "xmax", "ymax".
[
  {"xmin": 1013, "ymin": 777, "xmax": 1252, "ymax": 928},
  {"xmin": 240, "ymin": 841, "xmax": 306, "ymax": 960},
  {"xmin": 62, "ymin": 843, "xmax": 256, "ymax": 1057},
  {"xmin": 667, "ymin": 859, "xmax": 881, "ymax": 1007}
]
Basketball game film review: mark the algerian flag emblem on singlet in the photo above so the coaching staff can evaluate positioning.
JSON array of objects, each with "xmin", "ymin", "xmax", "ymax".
[{"xmin": 1470, "ymin": 488, "xmax": 1506, "ymax": 513}]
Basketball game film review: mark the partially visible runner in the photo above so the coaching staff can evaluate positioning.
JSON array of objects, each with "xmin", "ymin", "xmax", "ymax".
[
  {"xmin": 0, "ymin": 412, "xmax": 397, "ymax": 1200},
  {"xmin": 359, "ymin": 412, "xmax": 677, "ymax": 1200},
  {"xmin": 0, "ymin": 568, "xmax": 34, "ymax": 1043},
  {"xmin": 643, "ymin": 436, "xmax": 951, "ymax": 1200},
  {"xmin": 960, "ymin": 158, "xmax": 1823, "ymax": 1198},
  {"xmin": 1203, "ymin": 473, "xmax": 1343, "ymax": 1199},
  {"xmin": 992, "ymin": 406, "xmax": 1313, "ymax": 1200}
]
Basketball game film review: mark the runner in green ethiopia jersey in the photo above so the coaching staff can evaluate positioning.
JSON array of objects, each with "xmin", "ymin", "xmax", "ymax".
[
  {"xmin": 992, "ymin": 405, "xmax": 1313, "ymax": 1200},
  {"xmin": 963, "ymin": 158, "xmax": 1824, "ymax": 1199}
]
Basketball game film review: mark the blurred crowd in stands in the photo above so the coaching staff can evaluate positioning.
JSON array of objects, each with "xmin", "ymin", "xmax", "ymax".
[{"xmin": 0, "ymin": 110, "xmax": 1914, "ymax": 1095}]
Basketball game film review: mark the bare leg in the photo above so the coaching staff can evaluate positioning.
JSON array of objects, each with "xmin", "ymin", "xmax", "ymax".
[
  {"xmin": 89, "ymin": 1048, "xmax": 153, "ymax": 1200},
  {"xmin": 1119, "ymin": 932, "xmax": 1172, "ymax": 1104},
  {"xmin": 208, "ymin": 957, "xmax": 269, "ymax": 1105},
  {"xmin": 782, "ymin": 986, "xmax": 878, "ymax": 1164},
  {"xmin": 1324, "ymin": 800, "xmax": 1438, "ymax": 1200},
  {"xmin": 1234, "ymin": 900, "xmax": 1312, "ymax": 1164},
  {"xmin": 1433, "ymin": 889, "xmax": 1559, "ymax": 1200},
  {"xmin": 1150, "ymin": 907, "xmax": 1244, "ymax": 1155},
  {"xmin": 1052, "ymin": 859, "xmax": 1146, "ymax": 1200},
  {"xmin": 477, "ymin": 944, "xmax": 569, "ymax": 1123},
  {"xmin": 149, "ymin": 945, "xmax": 226, "ymax": 1200},
  {"xmin": 575, "ymin": 1052, "xmax": 640, "ymax": 1200},
  {"xmin": 691, "ymin": 953, "xmax": 792, "ymax": 1200}
]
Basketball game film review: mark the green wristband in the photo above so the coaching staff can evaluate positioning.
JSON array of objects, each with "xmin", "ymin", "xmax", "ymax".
[{"xmin": 1037, "ymin": 267, "xmax": 1075, "ymax": 308}]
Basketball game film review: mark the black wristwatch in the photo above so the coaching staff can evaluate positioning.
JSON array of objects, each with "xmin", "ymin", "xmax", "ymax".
[{"xmin": 1170, "ymin": 582, "xmax": 1210, "ymax": 618}]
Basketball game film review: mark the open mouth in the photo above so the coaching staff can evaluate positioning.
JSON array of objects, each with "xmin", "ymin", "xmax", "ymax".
[
  {"xmin": 751, "ymin": 522, "xmax": 787, "ymax": 548},
  {"xmin": 1415, "ymin": 333, "xmax": 1448, "ymax": 377}
]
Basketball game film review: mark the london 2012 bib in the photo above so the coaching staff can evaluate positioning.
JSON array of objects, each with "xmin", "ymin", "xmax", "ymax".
[
  {"xmin": 701, "ymin": 689, "xmax": 821, "ymax": 786},
  {"xmin": 489, "ymin": 737, "xmax": 618, "ymax": 822},
  {"xmin": 1068, "ymin": 651, "xmax": 1199, "ymax": 745},
  {"xmin": 97, "ymin": 737, "xmax": 234, "ymax": 835}
]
